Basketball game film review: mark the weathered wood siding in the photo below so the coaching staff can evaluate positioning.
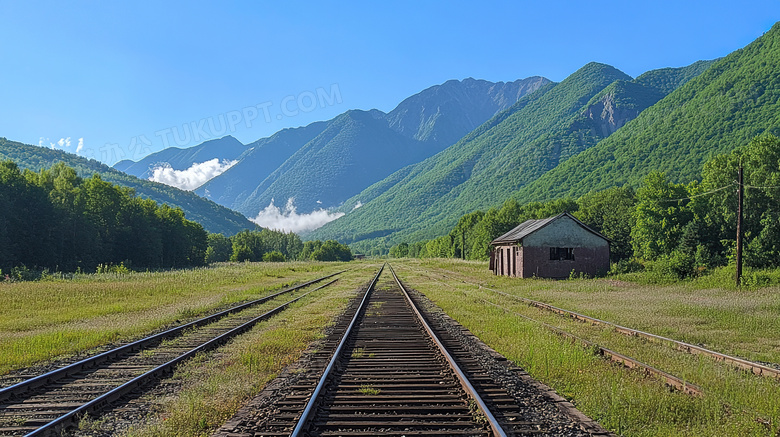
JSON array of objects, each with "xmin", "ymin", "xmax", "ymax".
[{"xmin": 492, "ymin": 215, "xmax": 609, "ymax": 278}]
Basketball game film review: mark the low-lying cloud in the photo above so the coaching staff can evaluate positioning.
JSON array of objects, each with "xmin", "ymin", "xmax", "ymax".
[
  {"xmin": 251, "ymin": 198, "xmax": 344, "ymax": 233},
  {"xmin": 148, "ymin": 158, "xmax": 237, "ymax": 191}
]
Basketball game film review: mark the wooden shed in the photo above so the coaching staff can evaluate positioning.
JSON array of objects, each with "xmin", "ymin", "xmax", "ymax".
[{"xmin": 490, "ymin": 212, "xmax": 609, "ymax": 278}]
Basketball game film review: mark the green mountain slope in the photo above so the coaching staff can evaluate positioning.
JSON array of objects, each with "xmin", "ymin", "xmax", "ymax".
[
  {"xmin": 198, "ymin": 77, "xmax": 550, "ymax": 217},
  {"xmin": 310, "ymin": 60, "xmax": 713, "ymax": 251},
  {"xmin": 518, "ymin": 23, "xmax": 780, "ymax": 202},
  {"xmin": 196, "ymin": 121, "xmax": 329, "ymax": 209},
  {"xmin": 236, "ymin": 109, "xmax": 423, "ymax": 215},
  {"xmin": 0, "ymin": 138, "xmax": 255, "ymax": 235}
]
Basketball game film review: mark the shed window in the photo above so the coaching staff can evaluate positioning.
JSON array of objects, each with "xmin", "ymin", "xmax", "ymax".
[{"xmin": 550, "ymin": 247, "xmax": 574, "ymax": 261}]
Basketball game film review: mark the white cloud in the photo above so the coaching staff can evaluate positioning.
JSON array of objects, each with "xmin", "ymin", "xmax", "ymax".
[
  {"xmin": 353, "ymin": 201, "xmax": 363, "ymax": 210},
  {"xmin": 148, "ymin": 158, "xmax": 237, "ymax": 191},
  {"xmin": 38, "ymin": 137, "xmax": 56, "ymax": 148},
  {"xmin": 40, "ymin": 137, "xmax": 77, "ymax": 150},
  {"xmin": 251, "ymin": 198, "xmax": 344, "ymax": 233},
  {"xmin": 76, "ymin": 138, "xmax": 84, "ymax": 153}
]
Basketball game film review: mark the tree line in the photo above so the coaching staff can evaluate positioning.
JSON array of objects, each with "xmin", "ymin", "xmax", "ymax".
[
  {"xmin": 0, "ymin": 161, "xmax": 207, "ymax": 274},
  {"xmin": 204, "ymin": 230, "xmax": 352, "ymax": 263},
  {"xmin": 0, "ymin": 161, "xmax": 353, "ymax": 279},
  {"xmin": 389, "ymin": 134, "xmax": 780, "ymax": 279}
]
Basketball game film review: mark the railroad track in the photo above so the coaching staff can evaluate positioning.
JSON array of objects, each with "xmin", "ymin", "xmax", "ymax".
[
  {"xmin": 235, "ymin": 264, "xmax": 597, "ymax": 437},
  {"xmin": 467, "ymin": 270, "xmax": 780, "ymax": 379},
  {"xmin": 406, "ymin": 264, "xmax": 780, "ymax": 391},
  {"xmin": 0, "ymin": 272, "xmax": 342, "ymax": 436}
]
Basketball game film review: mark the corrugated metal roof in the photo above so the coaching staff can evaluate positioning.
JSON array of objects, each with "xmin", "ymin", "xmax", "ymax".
[{"xmin": 490, "ymin": 212, "xmax": 609, "ymax": 244}]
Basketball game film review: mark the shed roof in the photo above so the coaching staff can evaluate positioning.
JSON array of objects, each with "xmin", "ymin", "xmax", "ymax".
[{"xmin": 490, "ymin": 212, "xmax": 609, "ymax": 245}]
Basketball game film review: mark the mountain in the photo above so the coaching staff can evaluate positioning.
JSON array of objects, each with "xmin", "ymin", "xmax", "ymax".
[
  {"xmin": 195, "ymin": 121, "xmax": 330, "ymax": 209},
  {"xmin": 233, "ymin": 109, "xmax": 423, "ymax": 215},
  {"xmin": 309, "ymin": 60, "xmax": 714, "ymax": 252},
  {"xmin": 113, "ymin": 135, "xmax": 246, "ymax": 179},
  {"xmin": 384, "ymin": 77, "xmax": 549, "ymax": 148},
  {"xmin": 0, "ymin": 138, "xmax": 255, "ymax": 235},
  {"xmin": 195, "ymin": 77, "xmax": 550, "ymax": 217},
  {"xmin": 517, "ymin": 23, "xmax": 780, "ymax": 202}
]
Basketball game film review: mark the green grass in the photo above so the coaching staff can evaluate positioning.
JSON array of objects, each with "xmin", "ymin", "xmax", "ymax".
[
  {"xmin": 357, "ymin": 384, "xmax": 381, "ymax": 395},
  {"xmin": 392, "ymin": 258, "xmax": 780, "ymax": 436},
  {"xmin": 0, "ymin": 261, "xmax": 348, "ymax": 374},
  {"xmin": 6, "ymin": 259, "xmax": 780, "ymax": 436},
  {"xmin": 121, "ymin": 263, "xmax": 380, "ymax": 437}
]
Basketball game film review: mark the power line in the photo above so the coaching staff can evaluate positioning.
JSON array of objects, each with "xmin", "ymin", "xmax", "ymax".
[
  {"xmin": 657, "ymin": 184, "xmax": 733, "ymax": 203},
  {"xmin": 740, "ymin": 182, "xmax": 780, "ymax": 189}
]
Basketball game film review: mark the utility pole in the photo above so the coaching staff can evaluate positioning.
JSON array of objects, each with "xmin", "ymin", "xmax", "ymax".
[{"xmin": 736, "ymin": 165, "xmax": 744, "ymax": 287}]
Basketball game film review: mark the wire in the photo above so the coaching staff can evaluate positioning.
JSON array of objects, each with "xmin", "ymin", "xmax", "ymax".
[
  {"xmin": 657, "ymin": 184, "xmax": 733, "ymax": 203},
  {"xmin": 740, "ymin": 183, "xmax": 780, "ymax": 189}
]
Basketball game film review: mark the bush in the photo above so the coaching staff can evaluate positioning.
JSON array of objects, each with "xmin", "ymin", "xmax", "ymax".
[
  {"xmin": 10, "ymin": 265, "xmax": 37, "ymax": 281},
  {"xmin": 95, "ymin": 262, "xmax": 132, "ymax": 275},
  {"xmin": 230, "ymin": 245, "xmax": 254, "ymax": 262},
  {"xmin": 262, "ymin": 251, "xmax": 286, "ymax": 262},
  {"xmin": 608, "ymin": 258, "xmax": 644, "ymax": 275},
  {"xmin": 646, "ymin": 250, "xmax": 696, "ymax": 281}
]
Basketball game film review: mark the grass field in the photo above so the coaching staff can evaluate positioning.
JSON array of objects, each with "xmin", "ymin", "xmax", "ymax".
[
  {"xmin": 392, "ymin": 259, "xmax": 780, "ymax": 437},
  {"xmin": 0, "ymin": 262, "xmax": 350, "ymax": 374},
  {"xmin": 2, "ymin": 259, "xmax": 779, "ymax": 436}
]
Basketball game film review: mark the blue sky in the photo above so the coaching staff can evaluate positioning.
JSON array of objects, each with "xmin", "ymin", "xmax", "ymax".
[{"xmin": 1, "ymin": 1, "xmax": 779, "ymax": 165}]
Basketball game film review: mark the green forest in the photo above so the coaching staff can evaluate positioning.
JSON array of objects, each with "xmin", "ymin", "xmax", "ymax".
[
  {"xmin": 0, "ymin": 161, "xmax": 352, "ymax": 280},
  {"xmin": 310, "ymin": 61, "xmax": 714, "ymax": 252},
  {"xmin": 0, "ymin": 137, "xmax": 254, "ymax": 235},
  {"xmin": 205, "ymin": 230, "xmax": 352, "ymax": 264},
  {"xmin": 390, "ymin": 134, "xmax": 780, "ymax": 282},
  {"xmin": 313, "ymin": 23, "xmax": 780, "ymax": 255},
  {"xmin": 0, "ymin": 161, "xmax": 208, "ymax": 275}
]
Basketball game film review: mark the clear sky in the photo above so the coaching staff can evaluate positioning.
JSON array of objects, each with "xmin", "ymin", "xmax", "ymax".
[{"xmin": 2, "ymin": 1, "xmax": 779, "ymax": 165}]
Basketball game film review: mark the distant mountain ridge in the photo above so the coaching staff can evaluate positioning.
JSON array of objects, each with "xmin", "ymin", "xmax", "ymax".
[
  {"xmin": 309, "ymin": 59, "xmax": 715, "ymax": 251},
  {"xmin": 114, "ymin": 135, "xmax": 247, "ymax": 179},
  {"xmin": 0, "ymin": 138, "xmax": 255, "ymax": 235},
  {"xmin": 385, "ymin": 77, "xmax": 548, "ymax": 147},
  {"xmin": 193, "ymin": 76, "xmax": 551, "ymax": 217}
]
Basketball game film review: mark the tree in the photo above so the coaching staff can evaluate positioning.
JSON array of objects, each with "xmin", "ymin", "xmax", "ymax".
[
  {"xmin": 576, "ymin": 187, "xmax": 636, "ymax": 261},
  {"xmin": 699, "ymin": 134, "xmax": 780, "ymax": 268},
  {"xmin": 389, "ymin": 242, "xmax": 409, "ymax": 258},
  {"xmin": 0, "ymin": 160, "xmax": 208, "ymax": 273},
  {"xmin": 631, "ymin": 171, "xmax": 694, "ymax": 260},
  {"xmin": 231, "ymin": 230, "xmax": 264, "ymax": 262},
  {"xmin": 310, "ymin": 240, "xmax": 352, "ymax": 261},
  {"xmin": 205, "ymin": 233, "xmax": 233, "ymax": 263}
]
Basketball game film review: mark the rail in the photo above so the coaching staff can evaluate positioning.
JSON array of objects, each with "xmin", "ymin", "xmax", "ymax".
[
  {"xmin": 389, "ymin": 264, "xmax": 508, "ymax": 437},
  {"xmin": 0, "ymin": 271, "xmax": 342, "ymax": 403},
  {"xmin": 290, "ymin": 265, "xmax": 384, "ymax": 437}
]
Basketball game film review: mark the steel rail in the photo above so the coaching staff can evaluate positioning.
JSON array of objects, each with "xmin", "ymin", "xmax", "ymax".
[
  {"xmin": 0, "ymin": 271, "xmax": 342, "ymax": 403},
  {"xmin": 480, "ymin": 283, "xmax": 780, "ymax": 379},
  {"xmin": 480, "ymin": 298, "xmax": 703, "ymax": 396},
  {"xmin": 388, "ymin": 264, "xmax": 508, "ymax": 437},
  {"xmin": 24, "ymin": 278, "xmax": 340, "ymax": 437},
  {"xmin": 415, "ymin": 265, "xmax": 780, "ymax": 380},
  {"xmin": 290, "ymin": 265, "xmax": 384, "ymax": 437}
]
